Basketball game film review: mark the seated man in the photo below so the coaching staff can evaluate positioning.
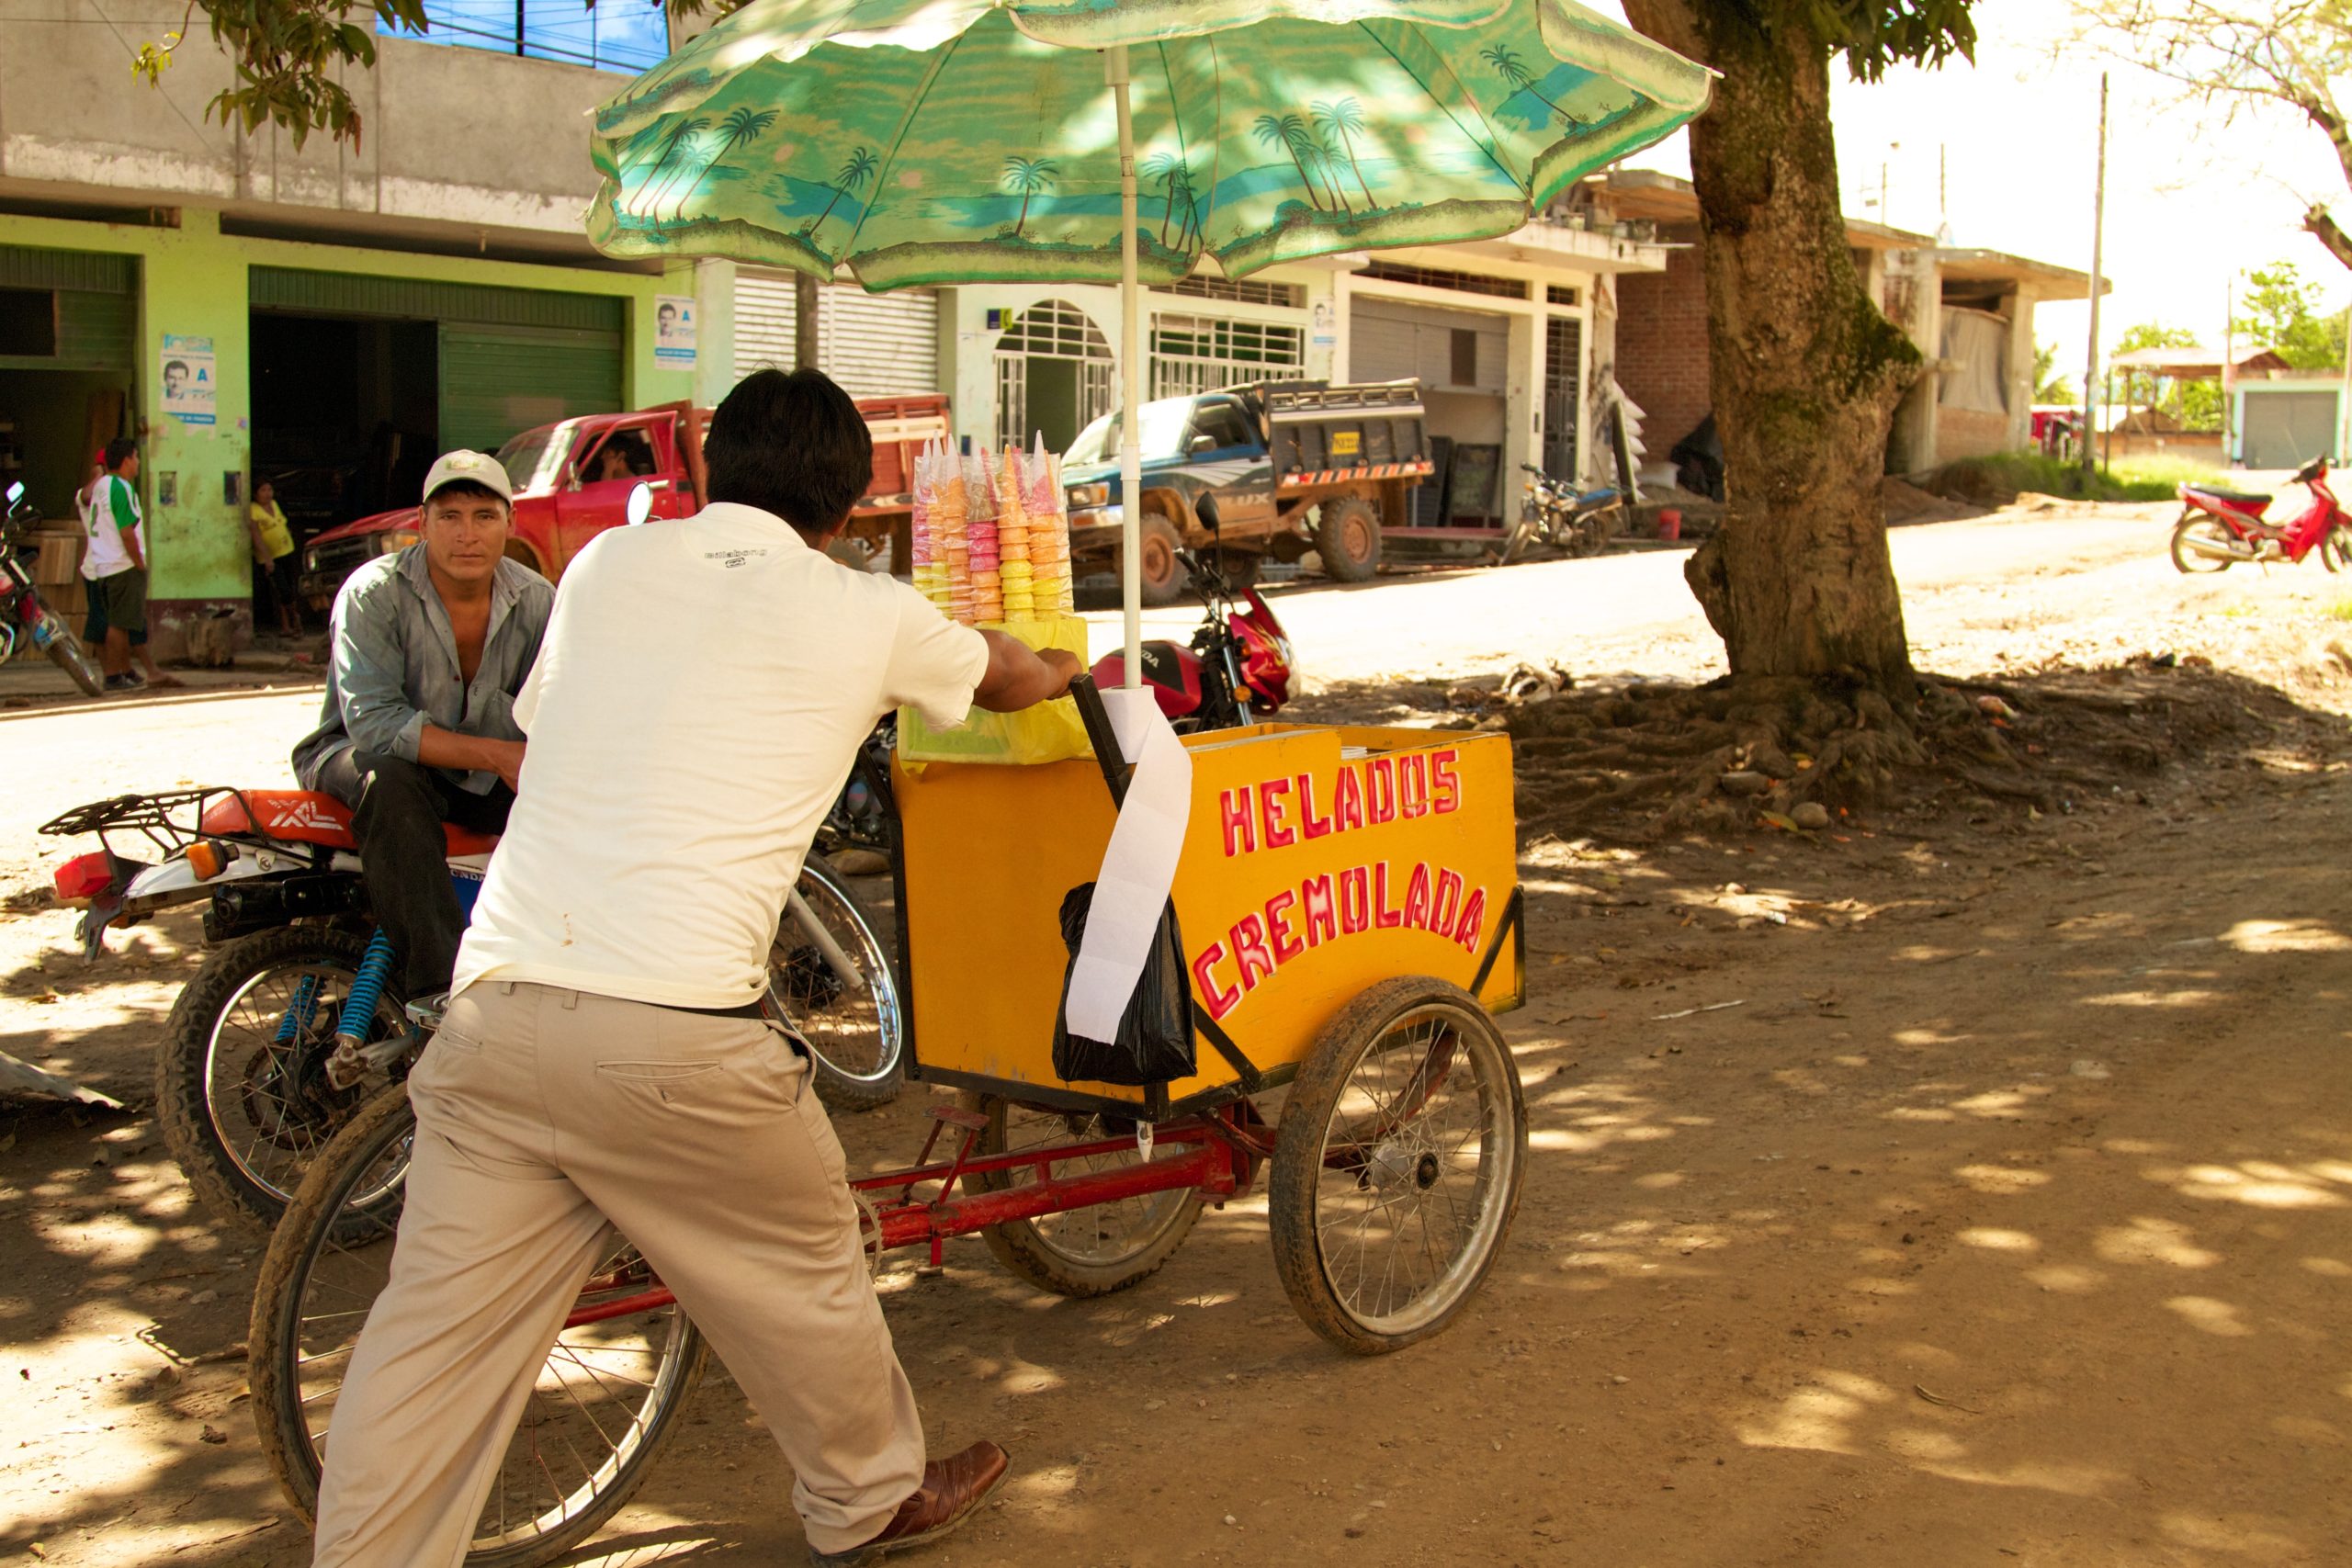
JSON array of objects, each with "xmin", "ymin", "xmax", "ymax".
[{"xmin": 291, "ymin": 450, "xmax": 553, "ymax": 999}]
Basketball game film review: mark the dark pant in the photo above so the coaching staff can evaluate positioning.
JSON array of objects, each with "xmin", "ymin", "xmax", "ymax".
[{"xmin": 314, "ymin": 749, "xmax": 514, "ymax": 998}]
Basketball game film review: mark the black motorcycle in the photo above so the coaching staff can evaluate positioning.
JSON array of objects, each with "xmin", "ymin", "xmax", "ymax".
[
  {"xmin": 1502, "ymin": 464, "xmax": 1624, "ymax": 564},
  {"xmin": 3, "ymin": 480, "xmax": 103, "ymax": 697}
]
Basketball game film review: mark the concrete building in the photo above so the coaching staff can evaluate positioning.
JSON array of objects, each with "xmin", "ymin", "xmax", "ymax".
[
  {"xmin": 0, "ymin": 0, "xmax": 740, "ymax": 651},
  {"xmin": 1600, "ymin": 170, "xmax": 2098, "ymax": 480}
]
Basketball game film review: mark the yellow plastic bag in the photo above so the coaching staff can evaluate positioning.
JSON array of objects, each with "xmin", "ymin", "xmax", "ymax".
[{"xmin": 897, "ymin": 615, "xmax": 1093, "ymax": 766}]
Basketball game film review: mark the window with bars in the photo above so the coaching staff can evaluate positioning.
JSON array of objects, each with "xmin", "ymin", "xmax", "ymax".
[
  {"xmin": 993, "ymin": 300, "xmax": 1114, "ymax": 451},
  {"xmin": 1149, "ymin": 312, "xmax": 1305, "ymax": 400},
  {"xmin": 1359, "ymin": 260, "xmax": 1529, "ymax": 301},
  {"xmin": 1150, "ymin": 277, "xmax": 1305, "ymax": 309},
  {"xmin": 1545, "ymin": 284, "xmax": 1581, "ymax": 308}
]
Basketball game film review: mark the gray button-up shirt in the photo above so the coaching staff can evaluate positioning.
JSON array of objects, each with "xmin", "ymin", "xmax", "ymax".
[{"xmin": 293, "ymin": 546, "xmax": 554, "ymax": 795}]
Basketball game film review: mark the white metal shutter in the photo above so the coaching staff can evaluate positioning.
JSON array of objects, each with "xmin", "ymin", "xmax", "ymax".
[
  {"xmin": 1350, "ymin": 298, "xmax": 1505, "ymax": 392},
  {"xmin": 820, "ymin": 288, "xmax": 940, "ymax": 397},
  {"xmin": 734, "ymin": 269, "xmax": 799, "ymax": 382}
]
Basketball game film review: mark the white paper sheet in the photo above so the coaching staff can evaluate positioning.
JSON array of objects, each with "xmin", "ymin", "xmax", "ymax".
[{"xmin": 1062, "ymin": 687, "xmax": 1194, "ymax": 1043}]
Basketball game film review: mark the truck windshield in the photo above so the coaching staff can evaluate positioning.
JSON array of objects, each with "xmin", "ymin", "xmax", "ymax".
[
  {"xmin": 494, "ymin": 427, "xmax": 565, "ymax": 494},
  {"xmin": 1065, "ymin": 400, "xmax": 1194, "ymax": 466}
]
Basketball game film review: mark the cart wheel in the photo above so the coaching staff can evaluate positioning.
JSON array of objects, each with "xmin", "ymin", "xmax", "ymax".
[
  {"xmin": 958, "ymin": 1092, "xmax": 1204, "ymax": 1298},
  {"xmin": 1268, "ymin": 976, "xmax": 1525, "ymax": 1355}
]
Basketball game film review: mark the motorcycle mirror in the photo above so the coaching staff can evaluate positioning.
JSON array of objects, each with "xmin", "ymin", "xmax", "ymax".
[
  {"xmin": 625, "ymin": 482, "xmax": 654, "ymax": 525},
  {"xmin": 4, "ymin": 481, "xmax": 22, "ymax": 507}
]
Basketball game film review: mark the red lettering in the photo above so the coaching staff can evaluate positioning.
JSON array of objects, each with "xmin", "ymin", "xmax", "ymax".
[
  {"xmin": 1430, "ymin": 748, "xmax": 1462, "ymax": 814},
  {"xmin": 1403, "ymin": 862, "xmax": 1432, "ymax": 929},
  {"xmin": 1266, "ymin": 889, "xmax": 1305, "ymax": 963},
  {"xmin": 1398, "ymin": 754, "xmax": 1429, "ymax": 818},
  {"xmin": 1296, "ymin": 772, "xmax": 1333, "ymax": 839},
  {"xmin": 1430, "ymin": 868, "xmax": 1464, "ymax": 940},
  {"xmin": 1340, "ymin": 866, "xmax": 1371, "ymax": 934},
  {"xmin": 1230, "ymin": 913, "xmax": 1276, "ymax": 991},
  {"xmin": 1260, "ymin": 776, "xmax": 1296, "ymax": 849},
  {"xmin": 1333, "ymin": 768, "xmax": 1365, "ymax": 832},
  {"xmin": 1365, "ymin": 757, "xmax": 1397, "ymax": 824},
  {"xmin": 1374, "ymin": 862, "xmax": 1404, "ymax": 929},
  {"xmin": 1219, "ymin": 786, "xmax": 1256, "ymax": 857},
  {"xmin": 1454, "ymin": 886, "xmax": 1487, "ymax": 954},
  {"xmin": 1190, "ymin": 942, "xmax": 1241, "ymax": 1021},
  {"xmin": 1300, "ymin": 874, "xmax": 1338, "ymax": 947}
]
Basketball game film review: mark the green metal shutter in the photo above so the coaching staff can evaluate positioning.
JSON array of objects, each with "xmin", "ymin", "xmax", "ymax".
[
  {"xmin": 0, "ymin": 245, "xmax": 135, "ymax": 372},
  {"xmin": 437, "ymin": 324, "xmax": 625, "ymax": 456}
]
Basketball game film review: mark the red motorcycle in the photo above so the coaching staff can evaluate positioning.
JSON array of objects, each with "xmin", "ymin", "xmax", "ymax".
[
  {"xmin": 1091, "ymin": 547, "xmax": 1295, "ymax": 731},
  {"xmin": 2170, "ymin": 457, "xmax": 2352, "ymax": 574}
]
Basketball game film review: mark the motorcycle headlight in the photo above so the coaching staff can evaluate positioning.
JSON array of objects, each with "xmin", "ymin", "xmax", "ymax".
[
  {"xmin": 377, "ymin": 530, "xmax": 421, "ymax": 555},
  {"xmin": 1069, "ymin": 483, "xmax": 1111, "ymax": 508}
]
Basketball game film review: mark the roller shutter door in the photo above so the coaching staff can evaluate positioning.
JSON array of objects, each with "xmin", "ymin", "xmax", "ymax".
[
  {"xmin": 734, "ymin": 270, "xmax": 939, "ymax": 396},
  {"xmin": 1350, "ymin": 297, "xmax": 1507, "ymax": 393},
  {"xmin": 437, "ymin": 324, "xmax": 626, "ymax": 455},
  {"xmin": 0, "ymin": 244, "xmax": 135, "ymax": 372},
  {"xmin": 2243, "ymin": 391, "xmax": 2339, "ymax": 469}
]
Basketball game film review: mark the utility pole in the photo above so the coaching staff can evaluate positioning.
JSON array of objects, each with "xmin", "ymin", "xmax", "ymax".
[
  {"xmin": 2083, "ymin": 73, "xmax": 2109, "ymax": 486},
  {"xmin": 2223, "ymin": 278, "xmax": 2235, "ymax": 465}
]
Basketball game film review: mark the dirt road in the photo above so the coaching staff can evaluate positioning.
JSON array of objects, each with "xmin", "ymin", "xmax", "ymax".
[{"xmin": 4, "ymin": 501, "xmax": 2349, "ymax": 1565}]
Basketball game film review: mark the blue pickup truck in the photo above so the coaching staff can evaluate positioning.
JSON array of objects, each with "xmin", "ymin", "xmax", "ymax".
[{"xmin": 1061, "ymin": 379, "xmax": 1430, "ymax": 604}]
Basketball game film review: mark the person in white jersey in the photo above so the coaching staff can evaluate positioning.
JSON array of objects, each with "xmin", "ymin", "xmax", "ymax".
[
  {"xmin": 309, "ymin": 368, "xmax": 1079, "ymax": 1568},
  {"xmin": 80, "ymin": 438, "xmax": 179, "ymax": 691}
]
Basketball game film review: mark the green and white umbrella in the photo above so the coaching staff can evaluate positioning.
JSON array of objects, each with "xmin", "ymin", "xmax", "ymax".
[{"xmin": 586, "ymin": 0, "xmax": 1710, "ymax": 676}]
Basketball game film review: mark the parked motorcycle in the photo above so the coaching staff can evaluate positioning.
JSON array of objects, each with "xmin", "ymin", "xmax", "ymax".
[
  {"xmin": 3, "ymin": 480, "xmax": 103, "ymax": 697},
  {"xmin": 46, "ymin": 783, "xmax": 904, "ymax": 1230},
  {"xmin": 1089, "ymin": 547, "xmax": 1295, "ymax": 731},
  {"xmin": 2169, "ymin": 457, "xmax": 2352, "ymax": 574},
  {"xmin": 1502, "ymin": 464, "xmax": 1624, "ymax": 564}
]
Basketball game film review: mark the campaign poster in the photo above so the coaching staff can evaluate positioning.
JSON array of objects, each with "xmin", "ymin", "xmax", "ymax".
[
  {"xmin": 161, "ymin": 334, "xmax": 217, "ymax": 426},
  {"xmin": 655, "ymin": 296, "xmax": 697, "ymax": 369}
]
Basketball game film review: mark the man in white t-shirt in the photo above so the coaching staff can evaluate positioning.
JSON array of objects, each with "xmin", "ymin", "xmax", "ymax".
[{"xmin": 310, "ymin": 369, "xmax": 1076, "ymax": 1568}]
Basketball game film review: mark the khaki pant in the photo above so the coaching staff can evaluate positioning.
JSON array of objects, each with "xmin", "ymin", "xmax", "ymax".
[{"xmin": 312, "ymin": 981, "xmax": 924, "ymax": 1566}]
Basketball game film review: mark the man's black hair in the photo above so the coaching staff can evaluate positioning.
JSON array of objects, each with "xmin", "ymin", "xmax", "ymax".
[
  {"xmin": 103, "ymin": 438, "xmax": 137, "ymax": 471},
  {"xmin": 706, "ymin": 368, "xmax": 872, "ymax": 535},
  {"xmin": 424, "ymin": 479, "xmax": 508, "ymax": 510}
]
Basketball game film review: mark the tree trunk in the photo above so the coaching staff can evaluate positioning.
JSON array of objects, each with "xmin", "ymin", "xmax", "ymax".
[
  {"xmin": 795, "ymin": 272, "xmax": 820, "ymax": 372},
  {"xmin": 1622, "ymin": 0, "xmax": 1920, "ymax": 691}
]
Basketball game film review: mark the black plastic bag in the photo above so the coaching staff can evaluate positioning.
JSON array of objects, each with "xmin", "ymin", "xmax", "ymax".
[{"xmin": 1051, "ymin": 882, "xmax": 1196, "ymax": 1087}]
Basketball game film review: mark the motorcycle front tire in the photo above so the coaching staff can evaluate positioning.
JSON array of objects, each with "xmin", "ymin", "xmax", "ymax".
[{"xmin": 41, "ymin": 615, "xmax": 103, "ymax": 698}]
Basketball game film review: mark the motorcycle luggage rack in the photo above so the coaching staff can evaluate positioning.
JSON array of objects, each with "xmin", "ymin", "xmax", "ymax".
[{"xmin": 40, "ymin": 786, "xmax": 256, "ymax": 861}]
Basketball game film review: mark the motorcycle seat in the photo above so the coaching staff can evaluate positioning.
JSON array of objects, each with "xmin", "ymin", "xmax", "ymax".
[
  {"xmin": 2187, "ymin": 486, "xmax": 2271, "ymax": 508},
  {"xmin": 199, "ymin": 789, "xmax": 500, "ymax": 856}
]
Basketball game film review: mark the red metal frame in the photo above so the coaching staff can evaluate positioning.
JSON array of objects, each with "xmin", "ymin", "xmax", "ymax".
[{"xmin": 561, "ymin": 1101, "xmax": 1272, "ymax": 1331}]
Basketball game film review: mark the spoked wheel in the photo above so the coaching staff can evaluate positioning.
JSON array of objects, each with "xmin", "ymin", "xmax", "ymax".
[
  {"xmin": 1500, "ymin": 509, "xmax": 1544, "ymax": 566},
  {"xmin": 41, "ymin": 615, "xmax": 103, "ymax": 697},
  {"xmin": 2321, "ymin": 525, "xmax": 2352, "ymax": 573},
  {"xmin": 249, "ymin": 1083, "xmax": 707, "ymax": 1568},
  {"xmin": 155, "ymin": 925, "xmax": 407, "ymax": 1232},
  {"xmin": 2170, "ymin": 516, "xmax": 2237, "ymax": 573},
  {"xmin": 958, "ymin": 1092, "xmax": 1204, "ymax": 1297},
  {"xmin": 1269, "ymin": 976, "xmax": 1526, "ymax": 1354},
  {"xmin": 767, "ymin": 854, "xmax": 905, "ymax": 1111}
]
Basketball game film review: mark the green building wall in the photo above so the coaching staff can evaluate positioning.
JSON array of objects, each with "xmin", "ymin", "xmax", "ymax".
[{"xmin": 2, "ymin": 209, "xmax": 695, "ymax": 608}]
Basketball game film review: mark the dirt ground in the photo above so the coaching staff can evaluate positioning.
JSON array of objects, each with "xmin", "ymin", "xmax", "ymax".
[{"xmin": 4, "ymin": 499, "xmax": 2351, "ymax": 1565}]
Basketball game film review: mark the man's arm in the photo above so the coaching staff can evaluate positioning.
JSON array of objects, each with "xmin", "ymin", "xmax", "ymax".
[
  {"xmin": 114, "ymin": 478, "xmax": 147, "ymax": 572},
  {"xmin": 328, "ymin": 575, "xmax": 432, "ymax": 761},
  {"xmin": 972, "ymin": 631, "xmax": 1080, "ymax": 713},
  {"xmin": 418, "ymin": 728, "xmax": 525, "ymax": 791}
]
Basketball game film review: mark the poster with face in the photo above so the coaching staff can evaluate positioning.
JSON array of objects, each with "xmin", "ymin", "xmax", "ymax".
[
  {"xmin": 654, "ymin": 296, "xmax": 696, "ymax": 369},
  {"xmin": 161, "ymin": 334, "xmax": 216, "ymax": 425}
]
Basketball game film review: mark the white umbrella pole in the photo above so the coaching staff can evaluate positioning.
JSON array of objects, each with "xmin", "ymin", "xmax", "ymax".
[{"xmin": 1109, "ymin": 43, "xmax": 1143, "ymax": 692}]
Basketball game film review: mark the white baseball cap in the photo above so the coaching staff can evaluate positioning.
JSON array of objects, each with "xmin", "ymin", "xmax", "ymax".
[{"xmin": 421, "ymin": 449, "xmax": 514, "ymax": 505}]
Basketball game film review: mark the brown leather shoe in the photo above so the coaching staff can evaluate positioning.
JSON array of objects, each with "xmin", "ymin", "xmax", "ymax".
[{"xmin": 808, "ymin": 1441, "xmax": 1011, "ymax": 1567}]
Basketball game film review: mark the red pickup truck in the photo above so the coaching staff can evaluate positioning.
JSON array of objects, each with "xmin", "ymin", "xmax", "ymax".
[{"xmin": 299, "ymin": 395, "xmax": 950, "ymax": 608}]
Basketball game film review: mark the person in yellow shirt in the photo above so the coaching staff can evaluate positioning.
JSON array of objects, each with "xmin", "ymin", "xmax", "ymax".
[{"xmin": 248, "ymin": 478, "xmax": 301, "ymax": 637}]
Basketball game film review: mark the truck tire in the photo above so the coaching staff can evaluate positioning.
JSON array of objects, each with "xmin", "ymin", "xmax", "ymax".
[
  {"xmin": 1121, "ymin": 510, "xmax": 1190, "ymax": 606},
  {"xmin": 1316, "ymin": 495, "xmax": 1383, "ymax": 583}
]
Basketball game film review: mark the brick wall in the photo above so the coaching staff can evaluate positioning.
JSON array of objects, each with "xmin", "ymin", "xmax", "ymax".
[
  {"xmin": 1615, "ymin": 223, "xmax": 1712, "ymax": 457},
  {"xmin": 1936, "ymin": 406, "xmax": 2013, "ymax": 462}
]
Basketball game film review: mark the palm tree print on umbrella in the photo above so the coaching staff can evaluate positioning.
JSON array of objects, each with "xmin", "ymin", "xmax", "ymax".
[
  {"xmin": 1142, "ymin": 152, "xmax": 1187, "ymax": 243},
  {"xmin": 804, "ymin": 145, "xmax": 879, "ymax": 238},
  {"xmin": 666, "ymin": 107, "xmax": 779, "ymax": 220},
  {"xmin": 1479, "ymin": 42, "xmax": 1585, "ymax": 130},
  {"xmin": 630, "ymin": 117, "xmax": 709, "ymax": 218},
  {"xmin": 1254, "ymin": 113, "xmax": 1331, "ymax": 211},
  {"xmin": 1312, "ymin": 98, "xmax": 1378, "ymax": 209},
  {"xmin": 1001, "ymin": 156, "xmax": 1058, "ymax": 238}
]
